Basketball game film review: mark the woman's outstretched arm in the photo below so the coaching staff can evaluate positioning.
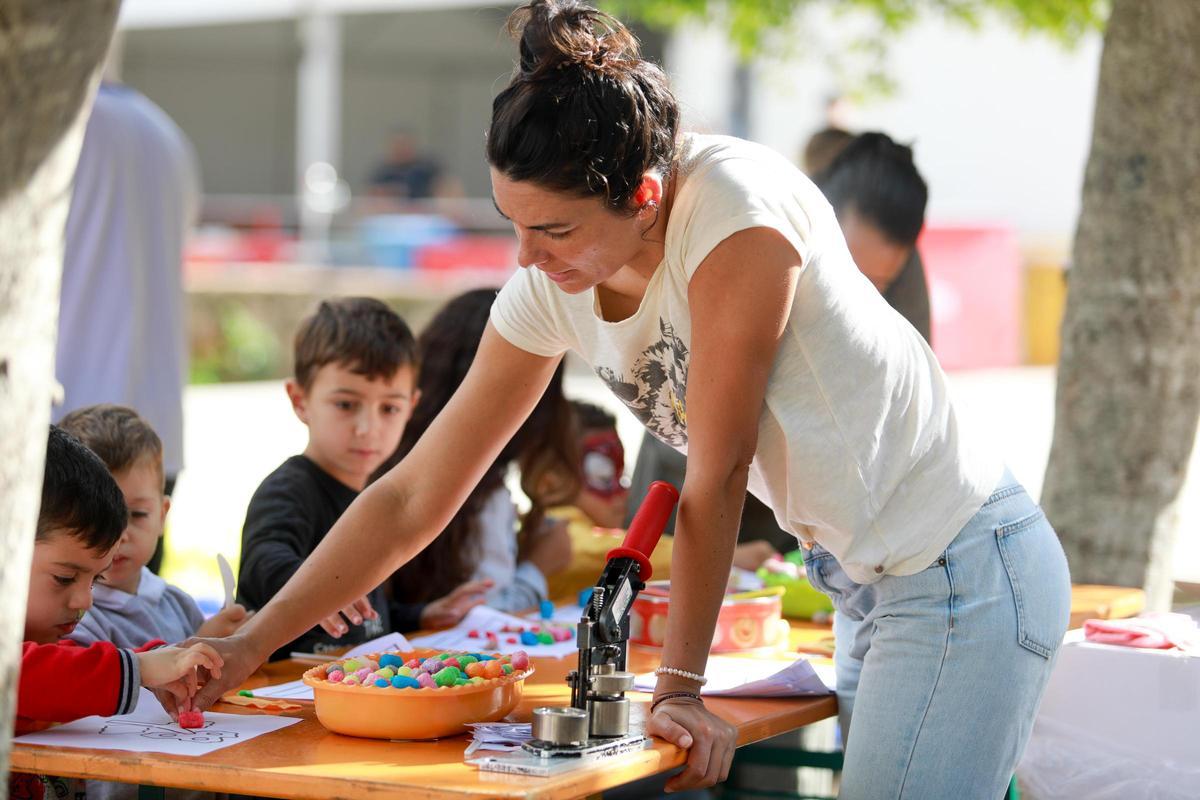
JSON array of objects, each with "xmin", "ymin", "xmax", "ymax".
[{"xmin": 189, "ymin": 325, "xmax": 562, "ymax": 709}]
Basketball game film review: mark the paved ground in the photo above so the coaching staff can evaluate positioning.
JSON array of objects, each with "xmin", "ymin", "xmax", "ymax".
[{"xmin": 162, "ymin": 364, "xmax": 1200, "ymax": 609}]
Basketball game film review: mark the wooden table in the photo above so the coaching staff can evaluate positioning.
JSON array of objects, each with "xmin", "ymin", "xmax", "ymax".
[{"xmin": 11, "ymin": 647, "xmax": 836, "ymax": 800}]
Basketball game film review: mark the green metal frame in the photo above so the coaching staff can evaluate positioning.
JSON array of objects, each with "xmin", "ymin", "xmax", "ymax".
[{"xmin": 726, "ymin": 746, "xmax": 1020, "ymax": 800}]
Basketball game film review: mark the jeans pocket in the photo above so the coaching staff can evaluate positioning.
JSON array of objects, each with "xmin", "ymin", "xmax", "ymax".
[
  {"xmin": 804, "ymin": 554, "xmax": 831, "ymax": 596},
  {"xmin": 995, "ymin": 509, "xmax": 1070, "ymax": 659}
]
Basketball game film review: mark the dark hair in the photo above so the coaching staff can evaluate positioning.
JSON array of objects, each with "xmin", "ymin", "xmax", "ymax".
[
  {"xmin": 802, "ymin": 126, "xmax": 853, "ymax": 177},
  {"xmin": 816, "ymin": 132, "xmax": 928, "ymax": 247},
  {"xmin": 38, "ymin": 425, "xmax": 128, "ymax": 552},
  {"xmin": 570, "ymin": 399, "xmax": 616, "ymax": 432},
  {"xmin": 487, "ymin": 0, "xmax": 680, "ymax": 210},
  {"xmin": 293, "ymin": 297, "xmax": 418, "ymax": 390},
  {"xmin": 59, "ymin": 404, "xmax": 164, "ymax": 487},
  {"xmin": 376, "ymin": 288, "xmax": 580, "ymax": 603}
]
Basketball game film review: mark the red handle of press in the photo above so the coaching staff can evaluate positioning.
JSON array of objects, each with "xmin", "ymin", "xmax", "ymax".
[{"xmin": 606, "ymin": 480, "xmax": 679, "ymax": 581}]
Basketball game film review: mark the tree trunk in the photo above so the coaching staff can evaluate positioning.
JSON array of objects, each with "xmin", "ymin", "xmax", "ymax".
[
  {"xmin": 0, "ymin": 0, "xmax": 119, "ymax": 786},
  {"xmin": 1041, "ymin": 0, "xmax": 1200, "ymax": 611}
]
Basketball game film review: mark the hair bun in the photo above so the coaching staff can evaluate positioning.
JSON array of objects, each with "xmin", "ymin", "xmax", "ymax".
[{"xmin": 508, "ymin": 0, "xmax": 640, "ymax": 80}]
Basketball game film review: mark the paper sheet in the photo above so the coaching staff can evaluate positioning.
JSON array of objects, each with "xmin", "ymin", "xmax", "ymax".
[
  {"xmin": 252, "ymin": 679, "xmax": 314, "ymax": 701},
  {"xmin": 536, "ymin": 602, "xmax": 587, "ymax": 625},
  {"xmin": 15, "ymin": 689, "xmax": 300, "ymax": 756},
  {"xmin": 409, "ymin": 605, "xmax": 578, "ymax": 658},
  {"xmin": 343, "ymin": 630, "xmax": 413, "ymax": 658},
  {"xmin": 635, "ymin": 655, "xmax": 835, "ymax": 697},
  {"xmin": 464, "ymin": 721, "xmax": 534, "ymax": 755}
]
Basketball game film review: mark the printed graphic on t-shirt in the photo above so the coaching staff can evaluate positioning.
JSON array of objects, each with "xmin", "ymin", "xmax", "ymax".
[{"xmin": 595, "ymin": 318, "xmax": 690, "ymax": 446}]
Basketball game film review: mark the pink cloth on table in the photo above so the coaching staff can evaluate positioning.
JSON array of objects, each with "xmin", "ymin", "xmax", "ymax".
[{"xmin": 1083, "ymin": 612, "xmax": 1200, "ymax": 653}]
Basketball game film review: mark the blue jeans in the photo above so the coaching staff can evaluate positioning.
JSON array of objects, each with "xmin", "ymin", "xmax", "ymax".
[{"xmin": 804, "ymin": 471, "xmax": 1071, "ymax": 799}]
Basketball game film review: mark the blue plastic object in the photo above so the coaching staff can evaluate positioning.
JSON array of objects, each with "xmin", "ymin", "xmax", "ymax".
[{"xmin": 358, "ymin": 214, "xmax": 457, "ymax": 268}]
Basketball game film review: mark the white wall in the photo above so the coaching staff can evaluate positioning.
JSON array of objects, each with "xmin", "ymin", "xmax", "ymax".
[{"xmin": 667, "ymin": 12, "xmax": 1103, "ymax": 245}]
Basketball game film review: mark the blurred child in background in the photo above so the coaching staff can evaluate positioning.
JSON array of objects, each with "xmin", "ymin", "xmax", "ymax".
[
  {"xmin": 378, "ymin": 289, "xmax": 577, "ymax": 613},
  {"xmin": 545, "ymin": 401, "xmax": 781, "ymax": 598}
]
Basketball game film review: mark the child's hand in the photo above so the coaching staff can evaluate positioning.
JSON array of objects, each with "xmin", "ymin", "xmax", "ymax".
[
  {"xmin": 419, "ymin": 579, "xmax": 493, "ymax": 629},
  {"xmin": 527, "ymin": 519, "xmax": 572, "ymax": 578},
  {"xmin": 138, "ymin": 642, "xmax": 224, "ymax": 707},
  {"xmin": 318, "ymin": 595, "xmax": 378, "ymax": 637},
  {"xmin": 732, "ymin": 540, "xmax": 780, "ymax": 571},
  {"xmin": 196, "ymin": 604, "xmax": 253, "ymax": 638}
]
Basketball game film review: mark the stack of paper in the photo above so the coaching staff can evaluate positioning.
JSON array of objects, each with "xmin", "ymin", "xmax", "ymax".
[{"xmin": 463, "ymin": 721, "xmax": 533, "ymax": 755}]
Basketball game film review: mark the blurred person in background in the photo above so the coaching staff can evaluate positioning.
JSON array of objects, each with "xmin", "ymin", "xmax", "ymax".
[
  {"xmin": 54, "ymin": 49, "xmax": 200, "ymax": 575},
  {"xmin": 368, "ymin": 129, "xmax": 453, "ymax": 202},
  {"xmin": 802, "ymin": 126, "xmax": 854, "ymax": 177},
  {"xmin": 812, "ymin": 130, "xmax": 932, "ymax": 345}
]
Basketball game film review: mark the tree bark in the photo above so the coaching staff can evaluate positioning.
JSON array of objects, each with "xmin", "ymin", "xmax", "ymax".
[
  {"xmin": 1041, "ymin": 0, "xmax": 1200, "ymax": 611},
  {"xmin": 0, "ymin": 0, "xmax": 119, "ymax": 786}
]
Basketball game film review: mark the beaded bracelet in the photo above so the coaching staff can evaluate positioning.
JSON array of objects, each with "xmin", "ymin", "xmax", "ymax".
[
  {"xmin": 654, "ymin": 666, "xmax": 708, "ymax": 686},
  {"xmin": 651, "ymin": 691, "xmax": 703, "ymax": 713}
]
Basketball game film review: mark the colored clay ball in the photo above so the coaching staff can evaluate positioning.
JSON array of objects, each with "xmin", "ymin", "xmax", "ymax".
[
  {"xmin": 520, "ymin": 631, "xmax": 540, "ymax": 646},
  {"xmin": 434, "ymin": 668, "xmax": 461, "ymax": 687},
  {"xmin": 322, "ymin": 650, "xmax": 529, "ymax": 693},
  {"xmin": 178, "ymin": 710, "xmax": 205, "ymax": 729}
]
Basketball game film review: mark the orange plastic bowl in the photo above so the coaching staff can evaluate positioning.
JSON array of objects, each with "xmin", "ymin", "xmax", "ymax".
[{"xmin": 301, "ymin": 649, "xmax": 534, "ymax": 740}]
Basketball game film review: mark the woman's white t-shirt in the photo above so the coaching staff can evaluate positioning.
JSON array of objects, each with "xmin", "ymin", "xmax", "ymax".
[{"xmin": 491, "ymin": 133, "xmax": 1003, "ymax": 584}]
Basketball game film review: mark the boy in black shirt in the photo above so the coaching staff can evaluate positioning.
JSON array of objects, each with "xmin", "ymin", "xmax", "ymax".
[{"xmin": 237, "ymin": 298, "xmax": 490, "ymax": 660}]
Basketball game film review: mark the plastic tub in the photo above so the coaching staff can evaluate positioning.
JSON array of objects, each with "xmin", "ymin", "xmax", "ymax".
[{"xmin": 302, "ymin": 649, "xmax": 534, "ymax": 740}]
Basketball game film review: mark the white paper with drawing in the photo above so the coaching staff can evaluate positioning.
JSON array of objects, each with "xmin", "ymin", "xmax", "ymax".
[
  {"xmin": 15, "ymin": 689, "xmax": 300, "ymax": 756},
  {"xmin": 409, "ymin": 605, "xmax": 578, "ymax": 658}
]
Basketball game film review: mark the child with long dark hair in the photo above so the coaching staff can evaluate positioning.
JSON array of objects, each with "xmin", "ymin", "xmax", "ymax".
[{"xmin": 377, "ymin": 289, "xmax": 579, "ymax": 611}]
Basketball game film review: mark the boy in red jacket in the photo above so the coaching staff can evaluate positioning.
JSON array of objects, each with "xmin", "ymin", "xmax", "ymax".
[{"xmin": 13, "ymin": 427, "xmax": 222, "ymax": 799}]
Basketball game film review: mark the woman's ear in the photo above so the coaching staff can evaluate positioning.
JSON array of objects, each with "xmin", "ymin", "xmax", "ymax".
[{"xmin": 632, "ymin": 174, "xmax": 664, "ymax": 213}]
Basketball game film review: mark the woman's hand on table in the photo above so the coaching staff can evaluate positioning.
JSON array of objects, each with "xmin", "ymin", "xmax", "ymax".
[
  {"xmin": 177, "ymin": 632, "xmax": 270, "ymax": 713},
  {"xmin": 647, "ymin": 697, "xmax": 736, "ymax": 792}
]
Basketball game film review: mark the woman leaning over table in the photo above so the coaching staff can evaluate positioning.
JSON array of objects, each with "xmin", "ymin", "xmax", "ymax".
[{"xmin": 187, "ymin": 2, "xmax": 1071, "ymax": 795}]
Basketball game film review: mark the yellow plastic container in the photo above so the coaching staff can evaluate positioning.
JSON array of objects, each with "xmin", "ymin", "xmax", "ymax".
[
  {"xmin": 302, "ymin": 649, "xmax": 533, "ymax": 740},
  {"xmin": 1024, "ymin": 261, "xmax": 1068, "ymax": 366}
]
